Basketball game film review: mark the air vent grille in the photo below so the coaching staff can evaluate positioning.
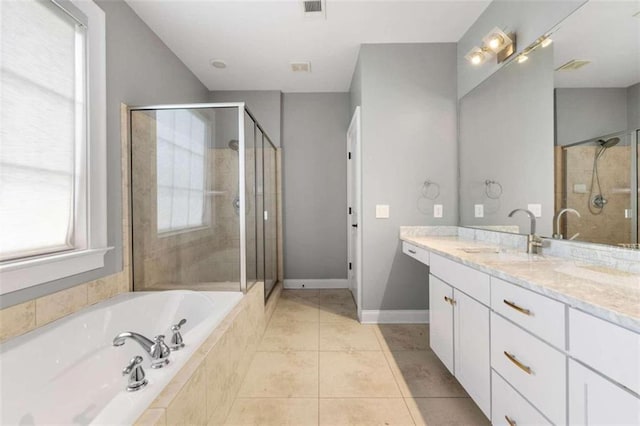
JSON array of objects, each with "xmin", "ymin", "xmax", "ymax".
[
  {"xmin": 304, "ymin": 0, "xmax": 322, "ymax": 13},
  {"xmin": 556, "ymin": 59, "xmax": 591, "ymax": 71},
  {"xmin": 291, "ymin": 62, "xmax": 311, "ymax": 73}
]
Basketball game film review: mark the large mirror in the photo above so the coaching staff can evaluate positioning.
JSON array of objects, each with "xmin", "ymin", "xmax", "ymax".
[{"xmin": 458, "ymin": 0, "xmax": 640, "ymax": 248}]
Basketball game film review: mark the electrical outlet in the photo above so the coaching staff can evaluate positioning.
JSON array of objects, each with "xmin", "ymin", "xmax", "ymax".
[
  {"xmin": 625, "ymin": 209, "xmax": 633, "ymax": 219},
  {"xmin": 474, "ymin": 204, "xmax": 484, "ymax": 218},
  {"xmin": 434, "ymin": 204, "xmax": 443, "ymax": 218},
  {"xmin": 527, "ymin": 203, "xmax": 542, "ymax": 218},
  {"xmin": 376, "ymin": 204, "xmax": 390, "ymax": 219}
]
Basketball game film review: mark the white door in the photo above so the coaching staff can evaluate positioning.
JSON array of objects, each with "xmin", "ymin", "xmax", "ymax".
[
  {"xmin": 429, "ymin": 274, "xmax": 454, "ymax": 374},
  {"xmin": 347, "ymin": 107, "xmax": 362, "ymax": 320},
  {"xmin": 569, "ymin": 360, "xmax": 640, "ymax": 425},
  {"xmin": 454, "ymin": 289, "xmax": 491, "ymax": 418}
]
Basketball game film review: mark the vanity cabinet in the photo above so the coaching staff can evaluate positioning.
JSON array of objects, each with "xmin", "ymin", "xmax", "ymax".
[{"xmin": 429, "ymin": 253, "xmax": 490, "ymax": 418}]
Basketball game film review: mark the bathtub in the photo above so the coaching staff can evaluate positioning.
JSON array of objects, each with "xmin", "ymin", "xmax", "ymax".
[{"xmin": 0, "ymin": 290, "xmax": 243, "ymax": 425}]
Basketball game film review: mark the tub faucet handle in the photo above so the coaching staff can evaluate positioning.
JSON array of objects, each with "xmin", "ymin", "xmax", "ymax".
[
  {"xmin": 150, "ymin": 335, "xmax": 171, "ymax": 368},
  {"xmin": 170, "ymin": 319, "xmax": 187, "ymax": 350},
  {"xmin": 122, "ymin": 355, "xmax": 148, "ymax": 392}
]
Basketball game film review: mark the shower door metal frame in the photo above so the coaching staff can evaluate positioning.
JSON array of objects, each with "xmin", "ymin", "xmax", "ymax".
[{"xmin": 129, "ymin": 102, "xmax": 278, "ymax": 295}]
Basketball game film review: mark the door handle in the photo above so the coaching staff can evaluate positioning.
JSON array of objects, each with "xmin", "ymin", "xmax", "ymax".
[{"xmin": 352, "ymin": 224, "xmax": 358, "ymax": 228}]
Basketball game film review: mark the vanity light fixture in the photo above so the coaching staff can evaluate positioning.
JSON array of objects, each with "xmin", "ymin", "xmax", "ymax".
[
  {"xmin": 482, "ymin": 27, "xmax": 513, "ymax": 53},
  {"xmin": 465, "ymin": 46, "xmax": 487, "ymax": 66},
  {"xmin": 517, "ymin": 54, "xmax": 529, "ymax": 64},
  {"xmin": 540, "ymin": 37, "xmax": 553, "ymax": 48}
]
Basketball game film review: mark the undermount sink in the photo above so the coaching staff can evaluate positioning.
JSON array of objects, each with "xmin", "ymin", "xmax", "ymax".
[{"xmin": 458, "ymin": 247, "xmax": 500, "ymax": 254}]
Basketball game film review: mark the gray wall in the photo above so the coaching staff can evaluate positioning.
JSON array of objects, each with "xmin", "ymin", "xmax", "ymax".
[
  {"xmin": 628, "ymin": 83, "xmax": 640, "ymax": 131},
  {"xmin": 555, "ymin": 88, "xmax": 628, "ymax": 145},
  {"xmin": 2, "ymin": 0, "xmax": 209, "ymax": 308},
  {"xmin": 457, "ymin": 0, "xmax": 585, "ymax": 99},
  {"xmin": 209, "ymin": 91, "xmax": 282, "ymax": 147},
  {"xmin": 355, "ymin": 43, "xmax": 458, "ymax": 311},
  {"xmin": 282, "ymin": 93, "xmax": 350, "ymax": 279},
  {"xmin": 459, "ymin": 45, "xmax": 555, "ymax": 236}
]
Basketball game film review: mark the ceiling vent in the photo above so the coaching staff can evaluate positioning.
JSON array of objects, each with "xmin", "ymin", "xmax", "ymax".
[
  {"xmin": 291, "ymin": 62, "xmax": 311, "ymax": 73},
  {"xmin": 556, "ymin": 59, "xmax": 591, "ymax": 72},
  {"xmin": 303, "ymin": 0, "xmax": 326, "ymax": 18}
]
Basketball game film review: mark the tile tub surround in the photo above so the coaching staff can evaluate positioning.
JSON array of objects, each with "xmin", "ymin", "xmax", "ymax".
[
  {"xmin": 400, "ymin": 232, "xmax": 640, "ymax": 333},
  {"xmin": 222, "ymin": 289, "xmax": 489, "ymax": 426},
  {"xmin": 134, "ymin": 282, "xmax": 268, "ymax": 426},
  {"xmin": 0, "ymin": 105, "xmax": 133, "ymax": 343}
]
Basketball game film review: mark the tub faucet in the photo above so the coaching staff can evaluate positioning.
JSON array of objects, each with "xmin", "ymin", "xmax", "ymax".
[
  {"xmin": 553, "ymin": 208, "xmax": 581, "ymax": 240},
  {"xmin": 170, "ymin": 319, "xmax": 187, "ymax": 350},
  {"xmin": 508, "ymin": 208, "xmax": 543, "ymax": 254},
  {"xmin": 113, "ymin": 332, "xmax": 171, "ymax": 369}
]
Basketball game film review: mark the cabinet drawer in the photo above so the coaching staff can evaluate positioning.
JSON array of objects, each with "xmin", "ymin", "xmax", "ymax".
[
  {"xmin": 492, "ymin": 370, "xmax": 551, "ymax": 426},
  {"xmin": 402, "ymin": 241, "xmax": 429, "ymax": 265},
  {"xmin": 491, "ymin": 277, "xmax": 566, "ymax": 349},
  {"xmin": 430, "ymin": 253, "xmax": 490, "ymax": 305},
  {"xmin": 569, "ymin": 308, "xmax": 640, "ymax": 395},
  {"xmin": 491, "ymin": 313, "xmax": 566, "ymax": 425}
]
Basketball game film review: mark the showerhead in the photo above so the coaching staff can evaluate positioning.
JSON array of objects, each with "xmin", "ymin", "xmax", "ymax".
[
  {"xmin": 228, "ymin": 139, "xmax": 239, "ymax": 151},
  {"xmin": 598, "ymin": 137, "xmax": 620, "ymax": 148}
]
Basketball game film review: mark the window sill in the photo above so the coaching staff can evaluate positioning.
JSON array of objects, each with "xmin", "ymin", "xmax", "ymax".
[{"xmin": 0, "ymin": 247, "xmax": 113, "ymax": 295}]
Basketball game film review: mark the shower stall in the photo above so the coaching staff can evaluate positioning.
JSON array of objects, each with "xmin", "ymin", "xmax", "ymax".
[
  {"xmin": 557, "ymin": 130, "xmax": 639, "ymax": 247},
  {"xmin": 129, "ymin": 103, "xmax": 280, "ymax": 299}
]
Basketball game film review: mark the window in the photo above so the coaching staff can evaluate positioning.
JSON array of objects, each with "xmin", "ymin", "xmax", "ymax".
[
  {"xmin": 156, "ymin": 110, "xmax": 208, "ymax": 234},
  {"xmin": 0, "ymin": 0, "xmax": 108, "ymax": 294}
]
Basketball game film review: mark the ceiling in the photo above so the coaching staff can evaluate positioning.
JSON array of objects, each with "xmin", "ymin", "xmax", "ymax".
[
  {"xmin": 553, "ymin": 0, "xmax": 640, "ymax": 88},
  {"xmin": 125, "ymin": 0, "xmax": 491, "ymax": 92}
]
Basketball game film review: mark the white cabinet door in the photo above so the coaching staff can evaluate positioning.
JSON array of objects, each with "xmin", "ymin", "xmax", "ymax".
[
  {"xmin": 569, "ymin": 360, "xmax": 640, "ymax": 426},
  {"xmin": 429, "ymin": 274, "xmax": 454, "ymax": 374},
  {"xmin": 454, "ymin": 289, "xmax": 490, "ymax": 418}
]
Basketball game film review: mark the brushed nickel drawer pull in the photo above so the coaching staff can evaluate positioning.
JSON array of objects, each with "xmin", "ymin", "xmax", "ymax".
[
  {"xmin": 503, "ymin": 299, "xmax": 532, "ymax": 316},
  {"xmin": 444, "ymin": 296, "xmax": 456, "ymax": 305},
  {"xmin": 408, "ymin": 249, "xmax": 417, "ymax": 254},
  {"xmin": 505, "ymin": 415, "xmax": 517, "ymax": 426},
  {"xmin": 504, "ymin": 351, "xmax": 532, "ymax": 375}
]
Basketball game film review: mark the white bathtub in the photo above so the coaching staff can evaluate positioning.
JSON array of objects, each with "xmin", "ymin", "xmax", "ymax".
[{"xmin": 0, "ymin": 290, "xmax": 243, "ymax": 425}]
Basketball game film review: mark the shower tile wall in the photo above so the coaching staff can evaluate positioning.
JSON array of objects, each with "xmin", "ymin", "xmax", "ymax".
[
  {"xmin": 562, "ymin": 145, "xmax": 632, "ymax": 246},
  {"xmin": 132, "ymin": 110, "xmax": 253, "ymax": 291}
]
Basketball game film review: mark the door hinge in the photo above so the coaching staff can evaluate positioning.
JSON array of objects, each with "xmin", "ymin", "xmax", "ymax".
[
  {"xmin": 348, "ymin": 207, "xmax": 352, "ymax": 214},
  {"xmin": 348, "ymin": 152, "xmax": 351, "ymax": 160},
  {"xmin": 349, "ymin": 262, "xmax": 352, "ymax": 270}
]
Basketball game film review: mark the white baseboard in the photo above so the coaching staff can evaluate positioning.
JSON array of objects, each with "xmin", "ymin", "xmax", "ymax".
[
  {"xmin": 283, "ymin": 279, "xmax": 349, "ymax": 290},
  {"xmin": 360, "ymin": 309, "xmax": 429, "ymax": 324}
]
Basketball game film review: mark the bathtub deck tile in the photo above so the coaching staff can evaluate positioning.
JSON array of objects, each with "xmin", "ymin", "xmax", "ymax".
[
  {"xmin": 0, "ymin": 300, "xmax": 36, "ymax": 343},
  {"xmin": 166, "ymin": 363, "xmax": 208, "ymax": 425},
  {"xmin": 134, "ymin": 408, "xmax": 166, "ymax": 426}
]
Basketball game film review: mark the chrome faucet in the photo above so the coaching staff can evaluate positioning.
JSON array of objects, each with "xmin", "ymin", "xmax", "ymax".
[
  {"xmin": 113, "ymin": 332, "xmax": 171, "ymax": 369},
  {"xmin": 170, "ymin": 319, "xmax": 187, "ymax": 350},
  {"xmin": 508, "ymin": 208, "xmax": 543, "ymax": 254},
  {"xmin": 553, "ymin": 208, "xmax": 581, "ymax": 240}
]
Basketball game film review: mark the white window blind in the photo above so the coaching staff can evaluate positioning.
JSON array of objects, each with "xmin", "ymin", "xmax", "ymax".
[
  {"xmin": 0, "ymin": 0, "xmax": 87, "ymax": 261},
  {"xmin": 156, "ymin": 110, "xmax": 208, "ymax": 233}
]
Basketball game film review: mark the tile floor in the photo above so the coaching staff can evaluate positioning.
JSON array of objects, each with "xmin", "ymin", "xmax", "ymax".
[{"xmin": 222, "ymin": 289, "xmax": 490, "ymax": 425}]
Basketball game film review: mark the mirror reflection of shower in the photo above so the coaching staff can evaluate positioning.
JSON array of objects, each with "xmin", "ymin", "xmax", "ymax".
[
  {"xmin": 228, "ymin": 139, "xmax": 241, "ymax": 215},
  {"xmin": 589, "ymin": 137, "xmax": 620, "ymax": 215}
]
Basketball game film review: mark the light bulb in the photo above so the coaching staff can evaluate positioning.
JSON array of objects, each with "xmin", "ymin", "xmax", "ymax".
[
  {"xmin": 471, "ymin": 52, "xmax": 483, "ymax": 65},
  {"xmin": 517, "ymin": 54, "xmax": 528, "ymax": 64},
  {"xmin": 541, "ymin": 37, "xmax": 553, "ymax": 48},
  {"xmin": 488, "ymin": 35, "xmax": 503, "ymax": 50}
]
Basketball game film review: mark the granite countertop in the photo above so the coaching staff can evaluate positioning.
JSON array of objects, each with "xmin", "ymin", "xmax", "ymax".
[{"xmin": 401, "ymin": 234, "xmax": 640, "ymax": 333}]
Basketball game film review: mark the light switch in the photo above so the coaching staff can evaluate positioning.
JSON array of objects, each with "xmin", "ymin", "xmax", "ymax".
[
  {"xmin": 376, "ymin": 204, "xmax": 390, "ymax": 219},
  {"xmin": 434, "ymin": 204, "xmax": 443, "ymax": 218},
  {"xmin": 527, "ymin": 203, "xmax": 542, "ymax": 218},
  {"xmin": 474, "ymin": 204, "xmax": 484, "ymax": 218},
  {"xmin": 573, "ymin": 183, "xmax": 587, "ymax": 194}
]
